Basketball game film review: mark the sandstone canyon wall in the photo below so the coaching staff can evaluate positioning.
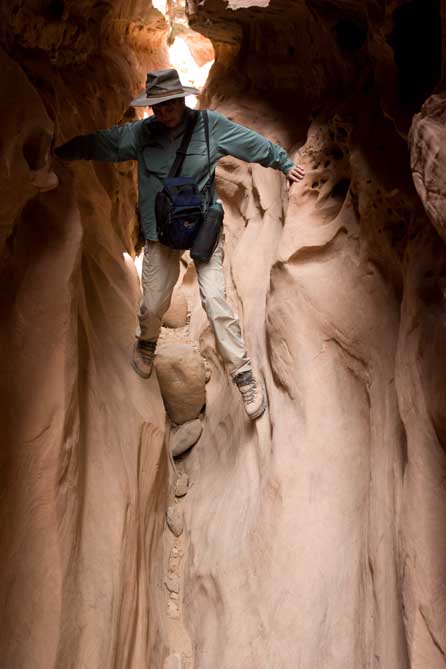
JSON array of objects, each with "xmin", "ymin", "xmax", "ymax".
[
  {"xmin": 0, "ymin": 2, "xmax": 172, "ymax": 667},
  {"xmin": 0, "ymin": 1, "xmax": 445, "ymax": 668},
  {"xmin": 182, "ymin": 1, "xmax": 445, "ymax": 667}
]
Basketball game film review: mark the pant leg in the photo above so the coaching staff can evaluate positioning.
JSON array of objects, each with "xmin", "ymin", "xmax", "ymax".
[
  {"xmin": 136, "ymin": 241, "xmax": 181, "ymax": 341},
  {"xmin": 195, "ymin": 236, "xmax": 250, "ymax": 376}
]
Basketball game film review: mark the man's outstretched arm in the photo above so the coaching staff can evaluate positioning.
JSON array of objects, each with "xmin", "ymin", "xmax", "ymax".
[
  {"xmin": 55, "ymin": 120, "xmax": 144, "ymax": 162},
  {"xmin": 212, "ymin": 112, "xmax": 305, "ymax": 184}
]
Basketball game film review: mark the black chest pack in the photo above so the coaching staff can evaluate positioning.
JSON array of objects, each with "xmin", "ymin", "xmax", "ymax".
[{"xmin": 155, "ymin": 110, "xmax": 223, "ymax": 261}]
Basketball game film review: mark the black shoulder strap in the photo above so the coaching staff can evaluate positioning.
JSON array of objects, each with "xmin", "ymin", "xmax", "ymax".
[
  {"xmin": 169, "ymin": 110, "xmax": 199, "ymax": 177},
  {"xmin": 202, "ymin": 110, "xmax": 215, "ymax": 200},
  {"xmin": 203, "ymin": 110, "xmax": 211, "ymax": 179}
]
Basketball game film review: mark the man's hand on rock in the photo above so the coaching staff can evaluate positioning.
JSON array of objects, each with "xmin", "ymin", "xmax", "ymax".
[
  {"xmin": 287, "ymin": 164, "xmax": 305, "ymax": 187},
  {"xmin": 30, "ymin": 135, "xmax": 59, "ymax": 193}
]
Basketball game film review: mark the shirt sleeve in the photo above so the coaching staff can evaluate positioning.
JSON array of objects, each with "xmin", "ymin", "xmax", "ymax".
[
  {"xmin": 55, "ymin": 120, "xmax": 145, "ymax": 162},
  {"xmin": 212, "ymin": 112, "xmax": 294, "ymax": 174}
]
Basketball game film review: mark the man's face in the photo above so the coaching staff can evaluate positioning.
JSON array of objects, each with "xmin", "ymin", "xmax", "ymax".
[{"xmin": 151, "ymin": 98, "xmax": 186, "ymax": 129}]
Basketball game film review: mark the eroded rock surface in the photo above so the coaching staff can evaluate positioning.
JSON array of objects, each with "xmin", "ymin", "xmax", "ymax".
[
  {"xmin": 410, "ymin": 92, "xmax": 446, "ymax": 241},
  {"xmin": 0, "ymin": 2, "xmax": 172, "ymax": 668},
  {"xmin": 155, "ymin": 342, "xmax": 206, "ymax": 424},
  {"xmin": 178, "ymin": 1, "xmax": 446, "ymax": 668},
  {"xmin": 0, "ymin": 0, "xmax": 445, "ymax": 668},
  {"xmin": 167, "ymin": 505, "xmax": 185, "ymax": 537},
  {"xmin": 163, "ymin": 287, "xmax": 189, "ymax": 328}
]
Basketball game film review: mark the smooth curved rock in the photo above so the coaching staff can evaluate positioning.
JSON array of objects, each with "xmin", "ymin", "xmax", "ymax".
[
  {"xmin": 155, "ymin": 343, "xmax": 206, "ymax": 424},
  {"xmin": 171, "ymin": 419, "xmax": 203, "ymax": 457},
  {"xmin": 1, "ymin": 0, "xmax": 445, "ymax": 667},
  {"xmin": 162, "ymin": 288, "xmax": 189, "ymax": 329},
  {"xmin": 0, "ymin": 3, "xmax": 171, "ymax": 668},
  {"xmin": 166, "ymin": 505, "xmax": 184, "ymax": 538},
  {"xmin": 180, "ymin": 3, "xmax": 446, "ymax": 668}
]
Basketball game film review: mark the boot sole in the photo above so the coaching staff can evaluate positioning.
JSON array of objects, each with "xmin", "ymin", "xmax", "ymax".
[
  {"xmin": 131, "ymin": 357, "xmax": 153, "ymax": 379},
  {"xmin": 249, "ymin": 398, "xmax": 267, "ymax": 420}
]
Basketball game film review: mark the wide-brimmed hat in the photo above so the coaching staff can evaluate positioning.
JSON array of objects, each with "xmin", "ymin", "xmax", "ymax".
[{"xmin": 131, "ymin": 68, "xmax": 200, "ymax": 107}]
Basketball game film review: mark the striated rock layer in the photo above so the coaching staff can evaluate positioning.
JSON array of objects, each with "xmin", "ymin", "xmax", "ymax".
[
  {"xmin": 0, "ymin": 0, "xmax": 445, "ymax": 667},
  {"xmin": 178, "ymin": 0, "xmax": 446, "ymax": 667},
  {"xmin": 0, "ymin": 2, "xmax": 172, "ymax": 667}
]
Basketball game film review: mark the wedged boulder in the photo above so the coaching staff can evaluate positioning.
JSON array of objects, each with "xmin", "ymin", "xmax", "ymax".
[
  {"xmin": 166, "ymin": 505, "xmax": 184, "ymax": 537},
  {"xmin": 155, "ymin": 343, "xmax": 205, "ymax": 423},
  {"xmin": 162, "ymin": 288, "xmax": 188, "ymax": 329},
  {"xmin": 175, "ymin": 473, "xmax": 189, "ymax": 497},
  {"xmin": 171, "ymin": 419, "xmax": 203, "ymax": 457}
]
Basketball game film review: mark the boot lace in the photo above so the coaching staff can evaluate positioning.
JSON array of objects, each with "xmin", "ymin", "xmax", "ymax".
[
  {"xmin": 138, "ymin": 340, "xmax": 156, "ymax": 364},
  {"xmin": 233, "ymin": 370, "xmax": 257, "ymax": 405}
]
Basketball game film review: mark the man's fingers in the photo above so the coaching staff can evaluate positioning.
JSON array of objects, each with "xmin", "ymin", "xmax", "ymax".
[{"xmin": 287, "ymin": 164, "xmax": 306, "ymax": 184}]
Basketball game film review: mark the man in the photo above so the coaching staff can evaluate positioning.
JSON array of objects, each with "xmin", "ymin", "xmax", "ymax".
[{"xmin": 56, "ymin": 69, "xmax": 305, "ymax": 420}]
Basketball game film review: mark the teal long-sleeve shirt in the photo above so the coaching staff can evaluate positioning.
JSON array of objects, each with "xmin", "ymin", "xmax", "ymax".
[{"xmin": 56, "ymin": 108, "xmax": 294, "ymax": 241}]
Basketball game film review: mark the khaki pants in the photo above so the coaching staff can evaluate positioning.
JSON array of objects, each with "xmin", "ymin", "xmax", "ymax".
[{"xmin": 136, "ymin": 237, "xmax": 250, "ymax": 376}]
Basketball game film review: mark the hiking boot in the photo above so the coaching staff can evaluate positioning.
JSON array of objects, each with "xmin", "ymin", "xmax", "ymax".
[
  {"xmin": 132, "ymin": 339, "xmax": 157, "ymax": 378},
  {"xmin": 233, "ymin": 369, "xmax": 267, "ymax": 420}
]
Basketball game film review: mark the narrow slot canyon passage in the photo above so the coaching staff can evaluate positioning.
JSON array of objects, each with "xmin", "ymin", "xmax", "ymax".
[{"xmin": 0, "ymin": 1, "xmax": 445, "ymax": 668}]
